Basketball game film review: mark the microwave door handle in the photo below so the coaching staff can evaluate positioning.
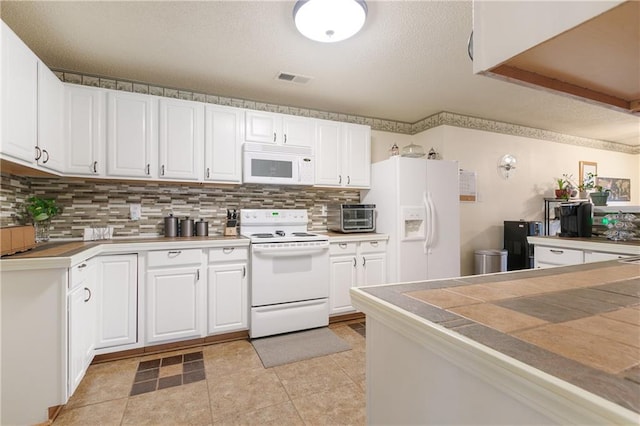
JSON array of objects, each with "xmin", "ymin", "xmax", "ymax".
[{"xmin": 297, "ymin": 158, "xmax": 301, "ymax": 182}]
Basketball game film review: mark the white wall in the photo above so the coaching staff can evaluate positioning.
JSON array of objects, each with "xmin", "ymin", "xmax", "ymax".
[{"xmin": 371, "ymin": 126, "xmax": 639, "ymax": 276}]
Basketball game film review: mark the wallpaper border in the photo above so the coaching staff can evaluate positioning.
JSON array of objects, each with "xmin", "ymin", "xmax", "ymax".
[{"xmin": 53, "ymin": 69, "xmax": 638, "ymax": 155}]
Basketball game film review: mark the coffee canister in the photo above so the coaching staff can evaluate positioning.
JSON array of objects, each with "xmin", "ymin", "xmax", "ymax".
[
  {"xmin": 196, "ymin": 219, "xmax": 209, "ymax": 236},
  {"xmin": 180, "ymin": 217, "xmax": 194, "ymax": 237},
  {"xmin": 164, "ymin": 214, "xmax": 179, "ymax": 237}
]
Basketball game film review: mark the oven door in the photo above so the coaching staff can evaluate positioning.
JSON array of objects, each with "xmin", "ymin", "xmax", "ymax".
[{"xmin": 250, "ymin": 241, "xmax": 329, "ymax": 306}]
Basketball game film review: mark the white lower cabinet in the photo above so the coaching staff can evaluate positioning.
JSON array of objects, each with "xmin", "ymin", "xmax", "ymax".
[
  {"xmin": 145, "ymin": 249, "xmax": 205, "ymax": 344},
  {"xmin": 534, "ymin": 244, "xmax": 633, "ymax": 268},
  {"xmin": 95, "ymin": 254, "xmax": 138, "ymax": 350},
  {"xmin": 329, "ymin": 238, "xmax": 387, "ymax": 315},
  {"xmin": 68, "ymin": 259, "xmax": 96, "ymax": 397},
  {"xmin": 583, "ymin": 250, "xmax": 631, "ymax": 263},
  {"xmin": 207, "ymin": 246, "xmax": 249, "ymax": 334}
]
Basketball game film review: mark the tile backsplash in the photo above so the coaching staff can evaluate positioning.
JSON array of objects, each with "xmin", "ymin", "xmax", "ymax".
[{"xmin": 0, "ymin": 173, "xmax": 360, "ymax": 239}]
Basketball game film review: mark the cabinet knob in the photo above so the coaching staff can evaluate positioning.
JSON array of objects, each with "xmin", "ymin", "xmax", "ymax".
[
  {"xmin": 347, "ymin": 176, "xmax": 351, "ymax": 185},
  {"xmin": 93, "ymin": 161, "xmax": 98, "ymax": 173},
  {"xmin": 206, "ymin": 168, "xmax": 210, "ymax": 178},
  {"xmin": 35, "ymin": 146, "xmax": 42, "ymax": 160},
  {"xmin": 363, "ymin": 257, "xmax": 366, "ymax": 267},
  {"xmin": 42, "ymin": 149, "xmax": 50, "ymax": 164},
  {"xmin": 146, "ymin": 164, "xmax": 151, "ymax": 175},
  {"xmin": 284, "ymin": 134, "xmax": 287, "ymax": 144},
  {"xmin": 84, "ymin": 287, "xmax": 92, "ymax": 302},
  {"xmin": 273, "ymin": 132, "xmax": 277, "ymax": 143},
  {"xmin": 161, "ymin": 165, "xmax": 165, "ymax": 176},
  {"xmin": 338, "ymin": 175, "xmax": 342, "ymax": 184}
]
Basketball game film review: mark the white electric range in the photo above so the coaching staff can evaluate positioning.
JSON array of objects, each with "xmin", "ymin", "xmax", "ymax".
[{"xmin": 240, "ymin": 209, "xmax": 330, "ymax": 338}]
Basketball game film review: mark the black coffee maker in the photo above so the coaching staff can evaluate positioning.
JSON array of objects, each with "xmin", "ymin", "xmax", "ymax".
[{"xmin": 559, "ymin": 202, "xmax": 592, "ymax": 237}]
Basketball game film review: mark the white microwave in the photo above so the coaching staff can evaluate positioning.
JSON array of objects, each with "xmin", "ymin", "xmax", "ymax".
[{"xmin": 243, "ymin": 142, "xmax": 314, "ymax": 185}]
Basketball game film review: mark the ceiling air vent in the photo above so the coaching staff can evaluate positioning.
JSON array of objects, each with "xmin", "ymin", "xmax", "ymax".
[{"xmin": 276, "ymin": 72, "xmax": 313, "ymax": 85}]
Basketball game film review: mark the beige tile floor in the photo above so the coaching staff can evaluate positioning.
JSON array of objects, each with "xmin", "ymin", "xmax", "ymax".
[{"xmin": 53, "ymin": 322, "xmax": 366, "ymax": 425}]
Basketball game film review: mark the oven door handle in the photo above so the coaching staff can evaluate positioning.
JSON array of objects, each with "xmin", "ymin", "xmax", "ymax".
[{"xmin": 252, "ymin": 245, "xmax": 329, "ymax": 257}]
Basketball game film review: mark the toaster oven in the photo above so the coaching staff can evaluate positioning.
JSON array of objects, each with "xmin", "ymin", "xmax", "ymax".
[{"xmin": 328, "ymin": 204, "xmax": 376, "ymax": 233}]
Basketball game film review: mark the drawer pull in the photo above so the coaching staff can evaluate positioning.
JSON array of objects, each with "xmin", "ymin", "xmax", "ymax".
[
  {"xmin": 243, "ymin": 266, "xmax": 246, "ymax": 278},
  {"xmin": 339, "ymin": 243, "xmax": 348, "ymax": 249},
  {"xmin": 363, "ymin": 257, "xmax": 366, "ymax": 267},
  {"xmin": 370, "ymin": 241, "xmax": 379, "ymax": 247},
  {"xmin": 167, "ymin": 250, "xmax": 182, "ymax": 257},
  {"xmin": 223, "ymin": 247, "xmax": 235, "ymax": 254},
  {"xmin": 353, "ymin": 257, "xmax": 357, "ymax": 267},
  {"xmin": 84, "ymin": 287, "xmax": 92, "ymax": 302},
  {"xmin": 77, "ymin": 263, "xmax": 87, "ymax": 269},
  {"xmin": 550, "ymin": 249, "xmax": 564, "ymax": 254}
]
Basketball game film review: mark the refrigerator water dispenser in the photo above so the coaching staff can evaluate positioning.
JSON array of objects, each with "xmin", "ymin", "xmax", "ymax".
[{"xmin": 401, "ymin": 206, "xmax": 425, "ymax": 240}]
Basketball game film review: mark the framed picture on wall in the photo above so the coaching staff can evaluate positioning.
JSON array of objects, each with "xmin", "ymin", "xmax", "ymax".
[{"xmin": 579, "ymin": 161, "xmax": 597, "ymax": 188}]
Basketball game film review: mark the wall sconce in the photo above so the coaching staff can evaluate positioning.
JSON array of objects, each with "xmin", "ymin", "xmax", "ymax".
[{"xmin": 498, "ymin": 154, "xmax": 517, "ymax": 179}]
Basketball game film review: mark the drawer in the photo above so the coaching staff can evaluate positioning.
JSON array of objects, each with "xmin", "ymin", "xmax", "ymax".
[
  {"xmin": 359, "ymin": 239, "xmax": 387, "ymax": 254},
  {"xmin": 147, "ymin": 249, "xmax": 202, "ymax": 268},
  {"xmin": 69, "ymin": 260, "xmax": 93, "ymax": 289},
  {"xmin": 535, "ymin": 246, "xmax": 583, "ymax": 265},
  {"xmin": 209, "ymin": 246, "xmax": 248, "ymax": 263},
  {"xmin": 330, "ymin": 242, "xmax": 357, "ymax": 256},
  {"xmin": 584, "ymin": 251, "xmax": 629, "ymax": 263}
]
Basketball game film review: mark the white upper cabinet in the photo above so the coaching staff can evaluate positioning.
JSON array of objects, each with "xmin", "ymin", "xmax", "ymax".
[
  {"xmin": 106, "ymin": 90, "xmax": 157, "ymax": 179},
  {"xmin": 315, "ymin": 120, "xmax": 342, "ymax": 186},
  {"xmin": 343, "ymin": 123, "xmax": 371, "ymax": 188},
  {"xmin": 204, "ymin": 105, "xmax": 243, "ymax": 183},
  {"xmin": 315, "ymin": 120, "xmax": 371, "ymax": 188},
  {"xmin": 1, "ymin": 21, "xmax": 38, "ymax": 165},
  {"xmin": 158, "ymin": 98, "xmax": 204, "ymax": 180},
  {"xmin": 64, "ymin": 84, "xmax": 105, "ymax": 176},
  {"xmin": 245, "ymin": 110, "xmax": 315, "ymax": 148},
  {"xmin": 36, "ymin": 63, "xmax": 65, "ymax": 173}
]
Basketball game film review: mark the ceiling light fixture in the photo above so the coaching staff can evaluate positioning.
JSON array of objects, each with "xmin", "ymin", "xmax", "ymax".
[{"xmin": 293, "ymin": 0, "xmax": 367, "ymax": 43}]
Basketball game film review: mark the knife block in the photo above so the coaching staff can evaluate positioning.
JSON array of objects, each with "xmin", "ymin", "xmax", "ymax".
[{"xmin": 224, "ymin": 219, "xmax": 238, "ymax": 236}]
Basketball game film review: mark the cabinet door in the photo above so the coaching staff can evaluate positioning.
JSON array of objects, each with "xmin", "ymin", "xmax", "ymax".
[
  {"xmin": 343, "ymin": 123, "xmax": 371, "ymax": 188},
  {"xmin": 158, "ymin": 98, "xmax": 204, "ymax": 180},
  {"xmin": 207, "ymin": 263, "xmax": 248, "ymax": 334},
  {"xmin": 282, "ymin": 115, "xmax": 315, "ymax": 147},
  {"xmin": 360, "ymin": 253, "xmax": 386, "ymax": 287},
  {"xmin": 146, "ymin": 266, "xmax": 202, "ymax": 343},
  {"xmin": 37, "ymin": 63, "xmax": 65, "ymax": 172},
  {"xmin": 315, "ymin": 120, "xmax": 342, "ymax": 186},
  {"xmin": 1, "ymin": 22, "xmax": 38, "ymax": 164},
  {"xmin": 95, "ymin": 254, "xmax": 138, "ymax": 350},
  {"xmin": 68, "ymin": 262, "xmax": 96, "ymax": 397},
  {"xmin": 329, "ymin": 255, "xmax": 358, "ymax": 315},
  {"xmin": 107, "ymin": 91, "xmax": 157, "ymax": 178},
  {"xmin": 245, "ymin": 110, "xmax": 279, "ymax": 144},
  {"xmin": 65, "ymin": 84, "xmax": 105, "ymax": 175},
  {"xmin": 204, "ymin": 105, "xmax": 242, "ymax": 182}
]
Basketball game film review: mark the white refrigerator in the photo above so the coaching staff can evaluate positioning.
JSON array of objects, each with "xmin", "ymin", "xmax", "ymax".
[{"xmin": 361, "ymin": 156, "xmax": 460, "ymax": 282}]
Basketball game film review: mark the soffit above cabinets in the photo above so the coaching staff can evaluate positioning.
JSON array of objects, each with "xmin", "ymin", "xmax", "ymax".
[{"xmin": 488, "ymin": 1, "xmax": 640, "ymax": 115}]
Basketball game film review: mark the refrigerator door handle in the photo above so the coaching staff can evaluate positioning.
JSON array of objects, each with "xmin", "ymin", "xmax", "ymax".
[
  {"xmin": 427, "ymin": 192, "xmax": 436, "ymax": 249},
  {"xmin": 423, "ymin": 192, "xmax": 431, "ymax": 254}
]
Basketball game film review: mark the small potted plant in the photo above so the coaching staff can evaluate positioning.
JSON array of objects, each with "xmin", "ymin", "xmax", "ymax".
[
  {"xmin": 554, "ymin": 177, "xmax": 571, "ymax": 200},
  {"xmin": 589, "ymin": 184, "xmax": 610, "ymax": 206},
  {"xmin": 577, "ymin": 172, "xmax": 597, "ymax": 198},
  {"xmin": 22, "ymin": 196, "xmax": 62, "ymax": 242}
]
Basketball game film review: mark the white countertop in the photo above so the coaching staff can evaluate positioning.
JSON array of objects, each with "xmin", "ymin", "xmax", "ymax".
[{"xmin": 528, "ymin": 236, "xmax": 640, "ymax": 255}]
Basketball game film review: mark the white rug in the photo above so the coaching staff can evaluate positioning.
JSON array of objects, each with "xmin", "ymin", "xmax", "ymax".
[{"xmin": 251, "ymin": 327, "xmax": 351, "ymax": 368}]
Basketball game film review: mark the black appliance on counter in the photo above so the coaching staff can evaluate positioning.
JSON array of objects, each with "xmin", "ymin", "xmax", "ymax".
[
  {"xmin": 504, "ymin": 220, "xmax": 542, "ymax": 271},
  {"xmin": 559, "ymin": 201, "xmax": 592, "ymax": 237}
]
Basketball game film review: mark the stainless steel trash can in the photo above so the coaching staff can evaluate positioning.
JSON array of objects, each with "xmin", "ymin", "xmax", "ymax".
[{"xmin": 474, "ymin": 249, "xmax": 508, "ymax": 274}]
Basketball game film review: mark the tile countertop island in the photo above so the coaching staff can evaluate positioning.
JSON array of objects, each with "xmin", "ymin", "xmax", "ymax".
[{"xmin": 351, "ymin": 258, "xmax": 640, "ymax": 425}]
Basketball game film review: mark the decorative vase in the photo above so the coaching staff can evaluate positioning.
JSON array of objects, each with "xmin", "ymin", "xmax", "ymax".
[
  {"xmin": 589, "ymin": 191, "xmax": 609, "ymax": 206},
  {"xmin": 35, "ymin": 220, "xmax": 51, "ymax": 242}
]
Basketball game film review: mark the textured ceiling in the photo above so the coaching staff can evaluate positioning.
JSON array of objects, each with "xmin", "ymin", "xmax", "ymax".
[{"xmin": 1, "ymin": 0, "xmax": 638, "ymax": 146}]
